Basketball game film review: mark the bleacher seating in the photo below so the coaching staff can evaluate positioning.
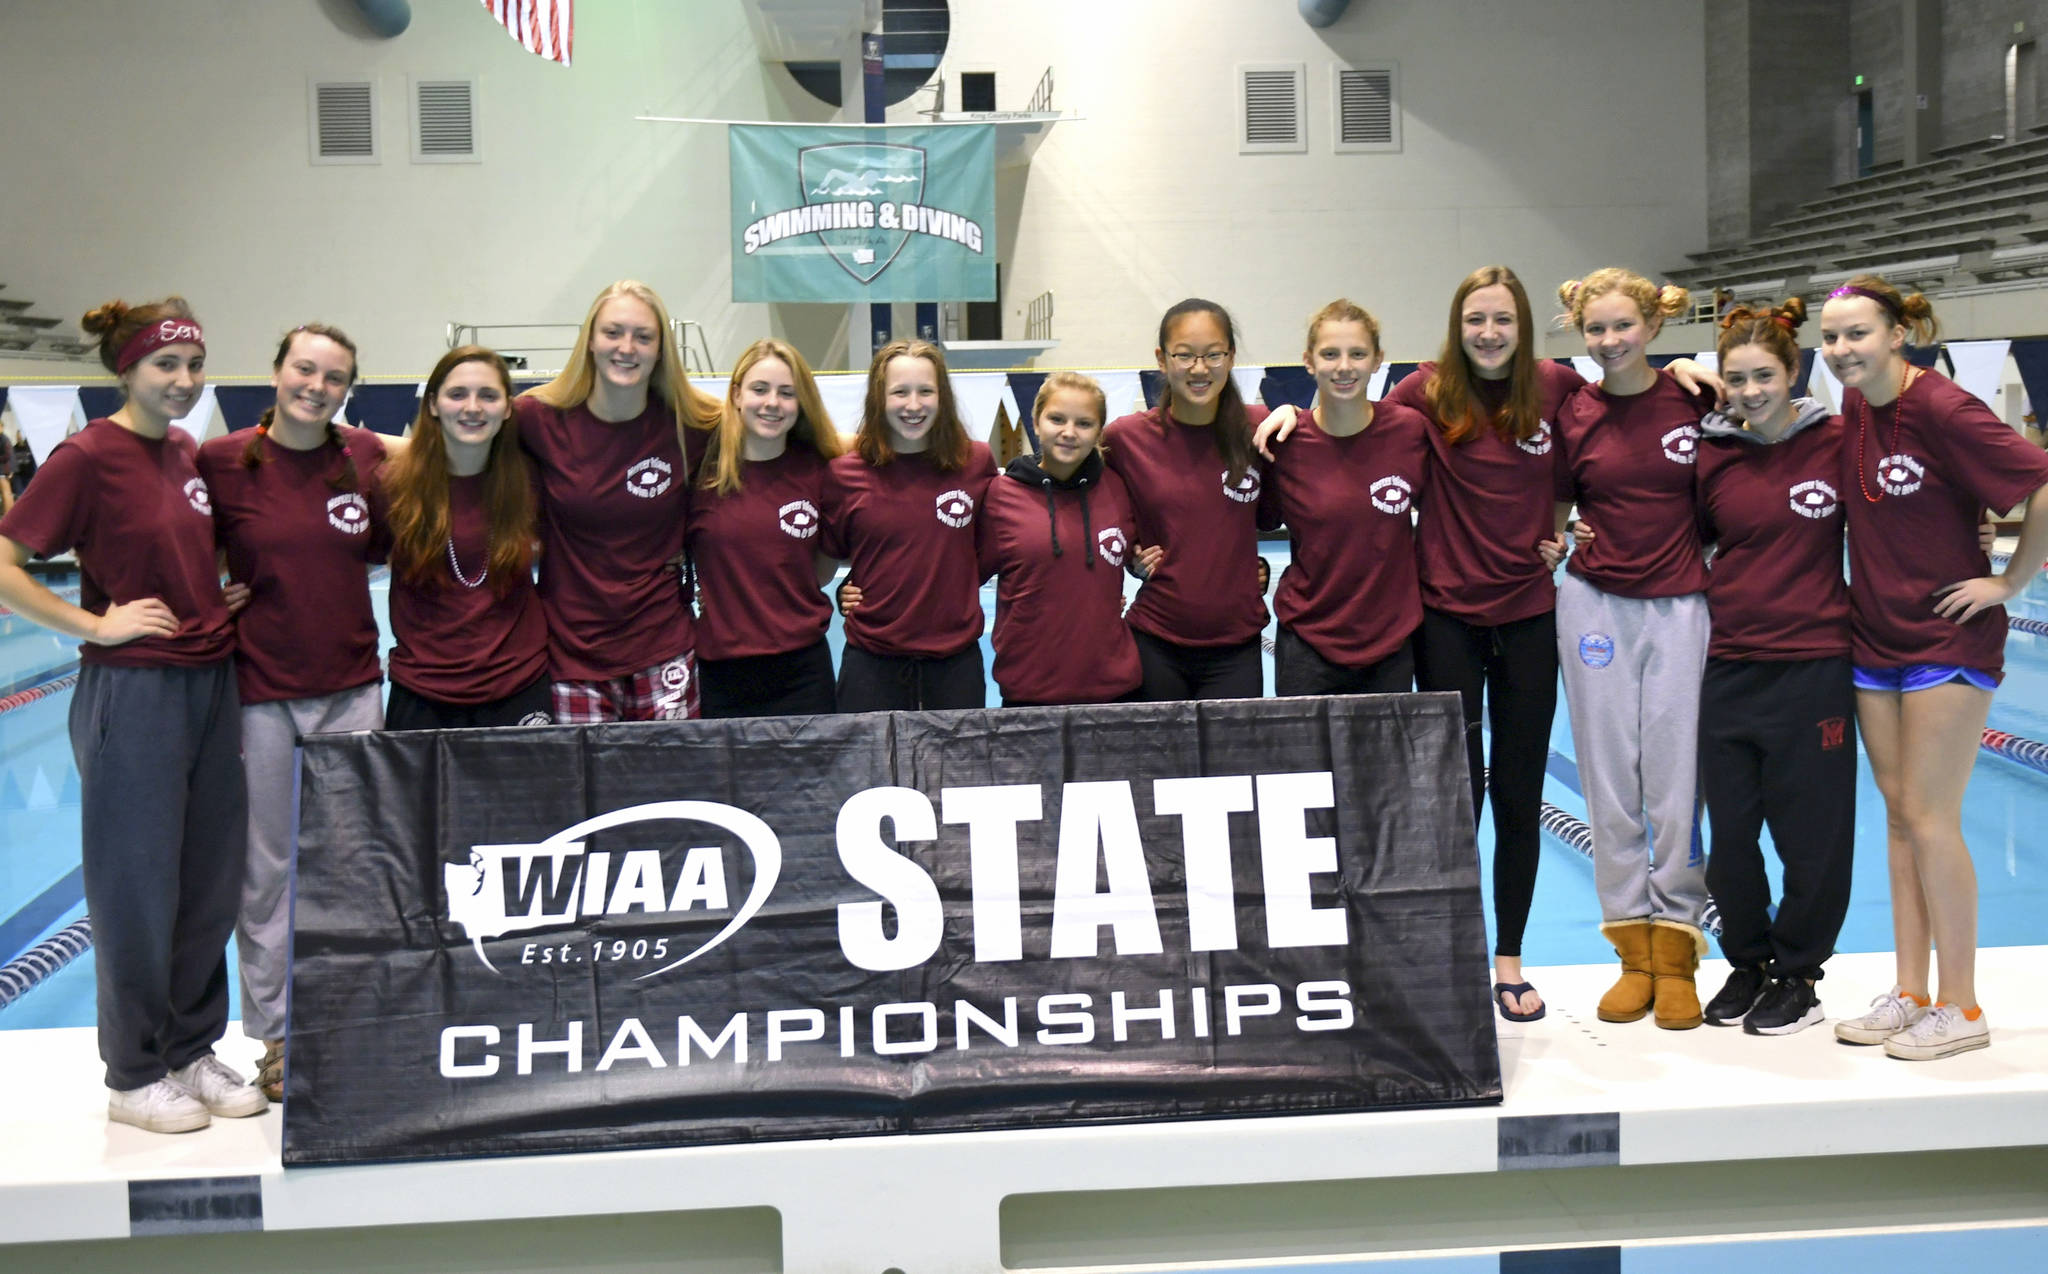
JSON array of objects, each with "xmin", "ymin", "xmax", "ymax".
[
  {"xmin": 0, "ymin": 286, "xmax": 91, "ymax": 359},
  {"xmin": 1669, "ymin": 124, "xmax": 2048, "ymax": 302}
]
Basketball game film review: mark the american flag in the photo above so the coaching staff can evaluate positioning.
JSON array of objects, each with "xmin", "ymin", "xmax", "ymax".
[{"xmin": 482, "ymin": 0, "xmax": 573, "ymax": 66}]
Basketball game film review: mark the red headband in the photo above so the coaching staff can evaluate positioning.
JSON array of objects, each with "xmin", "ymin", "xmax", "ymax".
[
  {"xmin": 1826, "ymin": 284, "xmax": 1902, "ymax": 323},
  {"xmin": 115, "ymin": 318, "xmax": 205, "ymax": 373}
]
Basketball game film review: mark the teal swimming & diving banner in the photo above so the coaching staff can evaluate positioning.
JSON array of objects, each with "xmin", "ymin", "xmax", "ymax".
[{"xmin": 729, "ymin": 124, "xmax": 997, "ymax": 303}]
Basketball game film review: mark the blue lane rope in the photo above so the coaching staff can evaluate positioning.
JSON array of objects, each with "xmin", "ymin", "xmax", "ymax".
[{"xmin": 0, "ymin": 918, "xmax": 92, "ymax": 1012}]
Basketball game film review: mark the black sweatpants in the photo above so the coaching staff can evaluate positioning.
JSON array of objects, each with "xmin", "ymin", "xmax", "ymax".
[
  {"xmin": 69, "ymin": 661, "xmax": 248, "ymax": 1090},
  {"xmin": 700, "ymin": 640, "xmax": 837, "ymax": 719},
  {"xmin": 1412, "ymin": 607, "xmax": 1558, "ymax": 959},
  {"xmin": 385, "ymin": 675, "xmax": 555, "ymax": 731},
  {"xmin": 1131, "ymin": 629, "xmax": 1263, "ymax": 701},
  {"xmin": 1698, "ymin": 655, "xmax": 1856, "ymax": 981},
  {"xmin": 1273, "ymin": 625, "xmax": 1414, "ymax": 697},
  {"xmin": 837, "ymin": 642, "xmax": 985, "ymax": 713}
]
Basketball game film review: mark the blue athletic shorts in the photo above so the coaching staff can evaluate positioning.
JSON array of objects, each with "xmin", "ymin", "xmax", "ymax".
[{"xmin": 1851, "ymin": 663, "xmax": 1997, "ymax": 693}]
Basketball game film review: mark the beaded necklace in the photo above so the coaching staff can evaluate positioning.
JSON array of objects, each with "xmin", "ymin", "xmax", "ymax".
[
  {"xmin": 446, "ymin": 535, "xmax": 488, "ymax": 589},
  {"xmin": 1854, "ymin": 361, "xmax": 1919, "ymax": 504}
]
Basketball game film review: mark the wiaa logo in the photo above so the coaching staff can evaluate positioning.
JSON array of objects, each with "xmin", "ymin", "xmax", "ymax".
[
  {"xmin": 1789, "ymin": 479, "xmax": 1839, "ymax": 519},
  {"xmin": 1220, "ymin": 467, "xmax": 1261, "ymax": 503},
  {"xmin": 446, "ymin": 801, "xmax": 781, "ymax": 978},
  {"xmin": 1661, "ymin": 425, "xmax": 1700, "ymax": 465},
  {"xmin": 1516, "ymin": 421, "xmax": 1554, "ymax": 456},
  {"xmin": 327, "ymin": 492, "xmax": 370, "ymax": 534},
  {"xmin": 1369, "ymin": 474, "xmax": 1413, "ymax": 515},
  {"xmin": 625, "ymin": 456, "xmax": 673, "ymax": 499},
  {"xmin": 183, "ymin": 477, "xmax": 212, "ymax": 516},
  {"xmin": 778, "ymin": 499, "xmax": 821, "ymax": 540},
  {"xmin": 934, "ymin": 488, "xmax": 975, "ymax": 528},
  {"xmin": 1877, "ymin": 453, "xmax": 1924, "ymax": 496}
]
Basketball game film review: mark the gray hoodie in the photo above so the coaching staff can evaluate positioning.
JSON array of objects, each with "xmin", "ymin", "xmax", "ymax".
[{"xmin": 1698, "ymin": 396, "xmax": 1831, "ymax": 446}]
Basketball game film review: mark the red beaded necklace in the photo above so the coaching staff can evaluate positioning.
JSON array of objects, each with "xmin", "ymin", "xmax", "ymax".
[{"xmin": 1854, "ymin": 362, "xmax": 1919, "ymax": 504}]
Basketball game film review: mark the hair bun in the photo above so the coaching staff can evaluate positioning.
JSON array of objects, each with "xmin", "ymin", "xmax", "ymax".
[
  {"xmin": 80, "ymin": 300, "xmax": 130, "ymax": 336},
  {"xmin": 1557, "ymin": 279, "xmax": 1583, "ymax": 307}
]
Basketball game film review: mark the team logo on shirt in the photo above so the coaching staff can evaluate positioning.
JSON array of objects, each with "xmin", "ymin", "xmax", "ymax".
[
  {"xmin": 778, "ymin": 499, "xmax": 822, "ymax": 540},
  {"xmin": 1876, "ymin": 453, "xmax": 1924, "ymax": 496},
  {"xmin": 1516, "ymin": 420, "xmax": 1554, "ymax": 456},
  {"xmin": 183, "ymin": 477, "xmax": 212, "ymax": 516},
  {"xmin": 625, "ymin": 456, "xmax": 673, "ymax": 499},
  {"xmin": 934, "ymin": 488, "xmax": 975, "ymax": 528},
  {"xmin": 327, "ymin": 492, "xmax": 370, "ymax": 534},
  {"xmin": 1661, "ymin": 425, "xmax": 1700, "ymax": 465},
  {"xmin": 1369, "ymin": 474, "xmax": 1414, "ymax": 515},
  {"xmin": 1789, "ymin": 479, "xmax": 1839, "ymax": 520},
  {"xmin": 1578, "ymin": 632, "xmax": 1615, "ymax": 669},
  {"xmin": 1221, "ymin": 466, "xmax": 1262, "ymax": 503},
  {"xmin": 1097, "ymin": 526, "xmax": 1128, "ymax": 567}
]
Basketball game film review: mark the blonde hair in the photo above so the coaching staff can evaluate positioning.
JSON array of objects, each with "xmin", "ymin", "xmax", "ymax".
[
  {"xmin": 1303, "ymin": 298, "xmax": 1382, "ymax": 356},
  {"xmin": 1829, "ymin": 273, "xmax": 1940, "ymax": 346},
  {"xmin": 1032, "ymin": 374, "xmax": 1114, "ymax": 438},
  {"xmin": 701, "ymin": 338, "xmax": 843, "ymax": 496},
  {"xmin": 1557, "ymin": 267, "xmax": 1689, "ymax": 329},
  {"xmin": 526, "ymin": 280, "xmax": 719, "ymax": 431}
]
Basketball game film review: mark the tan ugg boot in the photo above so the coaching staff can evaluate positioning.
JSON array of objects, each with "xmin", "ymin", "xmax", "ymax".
[
  {"xmin": 1648, "ymin": 920, "xmax": 1708, "ymax": 1030},
  {"xmin": 1597, "ymin": 920, "xmax": 1655, "ymax": 1022}
]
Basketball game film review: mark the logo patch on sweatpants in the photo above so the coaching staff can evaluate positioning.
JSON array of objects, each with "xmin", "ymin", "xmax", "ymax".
[
  {"xmin": 1578, "ymin": 633, "xmax": 1615, "ymax": 668},
  {"xmin": 1818, "ymin": 716, "xmax": 1848, "ymax": 750}
]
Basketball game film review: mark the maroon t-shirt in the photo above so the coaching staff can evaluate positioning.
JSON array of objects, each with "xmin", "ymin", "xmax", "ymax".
[
  {"xmin": 0, "ymin": 419, "xmax": 232, "ymax": 668},
  {"xmin": 1841, "ymin": 370, "xmax": 2048, "ymax": 676},
  {"xmin": 1102, "ymin": 403, "xmax": 1271, "ymax": 647},
  {"xmin": 1556, "ymin": 373, "xmax": 1713, "ymax": 599},
  {"xmin": 385, "ymin": 474, "xmax": 549, "ymax": 705},
  {"xmin": 515, "ymin": 395, "xmax": 694, "ymax": 681},
  {"xmin": 1392, "ymin": 361, "xmax": 1584, "ymax": 626},
  {"xmin": 1697, "ymin": 416, "xmax": 1850, "ymax": 661},
  {"xmin": 688, "ymin": 448, "xmax": 836, "ymax": 661},
  {"xmin": 823, "ymin": 442, "xmax": 996, "ymax": 659},
  {"xmin": 197, "ymin": 427, "xmax": 387, "ymax": 704},
  {"xmin": 976, "ymin": 461, "xmax": 1144, "ymax": 704},
  {"xmin": 1258, "ymin": 403, "xmax": 1429, "ymax": 666}
]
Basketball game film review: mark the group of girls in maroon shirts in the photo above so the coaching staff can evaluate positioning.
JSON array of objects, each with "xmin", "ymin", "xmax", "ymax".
[{"xmin": 2, "ymin": 266, "xmax": 2042, "ymax": 1135}]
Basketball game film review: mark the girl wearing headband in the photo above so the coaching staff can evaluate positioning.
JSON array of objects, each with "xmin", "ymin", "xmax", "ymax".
[
  {"xmin": 380, "ymin": 345, "xmax": 549, "ymax": 729},
  {"xmin": 1820, "ymin": 274, "xmax": 2048, "ymax": 1060},
  {"xmin": 1552, "ymin": 267, "xmax": 1714, "ymax": 1031},
  {"xmin": 1690, "ymin": 297, "xmax": 1853, "ymax": 1036},
  {"xmin": 516, "ymin": 280, "xmax": 720, "ymax": 723},
  {"xmin": 689, "ymin": 339, "xmax": 845, "ymax": 718},
  {"xmin": 825, "ymin": 339, "xmax": 996, "ymax": 711},
  {"xmin": 977, "ymin": 372, "xmax": 1144, "ymax": 706},
  {"xmin": 197, "ymin": 322, "xmax": 387, "ymax": 1102},
  {"xmin": 0, "ymin": 298, "xmax": 265, "ymax": 1132},
  {"xmin": 1105, "ymin": 298, "xmax": 1269, "ymax": 700}
]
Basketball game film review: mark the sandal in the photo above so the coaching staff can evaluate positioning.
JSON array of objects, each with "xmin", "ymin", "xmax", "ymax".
[
  {"xmin": 256, "ymin": 1039, "xmax": 285, "ymax": 1103},
  {"xmin": 1494, "ymin": 981, "xmax": 1547, "ymax": 1023}
]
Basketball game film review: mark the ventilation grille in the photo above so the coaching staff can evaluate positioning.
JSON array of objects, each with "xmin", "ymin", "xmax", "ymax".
[
  {"xmin": 1334, "ymin": 64, "xmax": 1400, "ymax": 152},
  {"xmin": 414, "ymin": 79, "xmax": 478, "ymax": 161},
  {"xmin": 1239, "ymin": 64, "xmax": 1306, "ymax": 153},
  {"xmin": 311, "ymin": 81, "xmax": 377, "ymax": 163}
]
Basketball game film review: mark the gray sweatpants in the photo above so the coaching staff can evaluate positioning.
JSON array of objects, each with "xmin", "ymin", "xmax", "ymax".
[
  {"xmin": 70, "ymin": 661, "xmax": 247, "ymax": 1090},
  {"xmin": 1555, "ymin": 573, "xmax": 1710, "ymax": 927},
  {"xmin": 237, "ymin": 682, "xmax": 383, "ymax": 1042}
]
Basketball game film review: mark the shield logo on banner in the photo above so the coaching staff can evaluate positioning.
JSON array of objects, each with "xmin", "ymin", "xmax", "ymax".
[{"xmin": 797, "ymin": 143, "xmax": 924, "ymax": 283}]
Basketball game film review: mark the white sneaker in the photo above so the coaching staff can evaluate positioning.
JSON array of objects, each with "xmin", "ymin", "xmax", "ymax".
[
  {"xmin": 108, "ymin": 1078, "xmax": 211, "ymax": 1134},
  {"xmin": 1884, "ymin": 1003, "xmax": 1991, "ymax": 1061},
  {"xmin": 1833, "ymin": 985, "xmax": 1928, "ymax": 1045},
  {"xmin": 167, "ymin": 1054, "xmax": 269, "ymax": 1118}
]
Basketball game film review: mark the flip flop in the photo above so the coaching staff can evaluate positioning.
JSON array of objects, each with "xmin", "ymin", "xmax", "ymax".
[{"xmin": 1494, "ymin": 981, "xmax": 1547, "ymax": 1023}]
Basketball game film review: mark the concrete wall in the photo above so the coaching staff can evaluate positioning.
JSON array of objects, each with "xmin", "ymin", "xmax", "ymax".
[
  {"xmin": 1704, "ymin": 1, "xmax": 1849, "ymax": 246},
  {"xmin": 0, "ymin": 0, "xmax": 1711, "ymax": 378}
]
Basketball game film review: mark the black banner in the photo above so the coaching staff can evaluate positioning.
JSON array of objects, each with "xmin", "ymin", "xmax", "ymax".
[{"xmin": 283, "ymin": 695, "xmax": 1500, "ymax": 1165}]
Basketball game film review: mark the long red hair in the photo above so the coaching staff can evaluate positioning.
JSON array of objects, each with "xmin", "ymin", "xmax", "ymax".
[{"xmin": 382, "ymin": 346, "xmax": 535, "ymax": 594}]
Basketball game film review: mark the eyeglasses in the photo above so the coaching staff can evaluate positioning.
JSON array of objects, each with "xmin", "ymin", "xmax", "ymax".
[{"xmin": 1166, "ymin": 351, "xmax": 1232, "ymax": 370}]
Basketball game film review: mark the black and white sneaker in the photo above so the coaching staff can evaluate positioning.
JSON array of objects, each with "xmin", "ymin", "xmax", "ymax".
[
  {"xmin": 1704, "ymin": 965, "xmax": 1766, "ymax": 1026},
  {"xmin": 1743, "ymin": 976, "xmax": 1824, "ymax": 1036}
]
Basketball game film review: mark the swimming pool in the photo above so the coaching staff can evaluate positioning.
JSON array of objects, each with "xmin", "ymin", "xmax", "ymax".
[{"xmin": 4, "ymin": 554, "xmax": 2046, "ymax": 1026}]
